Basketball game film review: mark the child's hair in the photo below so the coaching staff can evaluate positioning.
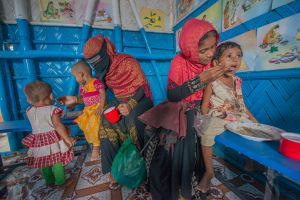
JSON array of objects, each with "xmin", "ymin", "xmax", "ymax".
[
  {"xmin": 213, "ymin": 41, "xmax": 243, "ymax": 61},
  {"xmin": 71, "ymin": 61, "xmax": 91, "ymax": 75},
  {"xmin": 198, "ymin": 30, "xmax": 217, "ymax": 47},
  {"xmin": 24, "ymin": 81, "xmax": 52, "ymax": 103}
]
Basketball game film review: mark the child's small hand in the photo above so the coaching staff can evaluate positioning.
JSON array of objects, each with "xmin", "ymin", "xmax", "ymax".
[
  {"xmin": 64, "ymin": 136, "xmax": 76, "ymax": 147},
  {"xmin": 199, "ymin": 63, "xmax": 230, "ymax": 84},
  {"xmin": 56, "ymin": 96, "xmax": 77, "ymax": 105},
  {"xmin": 95, "ymin": 107, "xmax": 103, "ymax": 116},
  {"xmin": 117, "ymin": 103, "xmax": 130, "ymax": 116}
]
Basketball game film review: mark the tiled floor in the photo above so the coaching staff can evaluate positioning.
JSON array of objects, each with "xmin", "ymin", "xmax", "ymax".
[{"xmin": 1, "ymin": 148, "xmax": 300, "ymax": 200}]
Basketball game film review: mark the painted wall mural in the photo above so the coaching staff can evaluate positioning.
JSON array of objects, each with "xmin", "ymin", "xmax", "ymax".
[
  {"xmin": 140, "ymin": 7, "xmax": 166, "ymax": 32},
  {"xmin": 176, "ymin": 0, "xmax": 195, "ymax": 22},
  {"xmin": 197, "ymin": 0, "xmax": 222, "ymax": 33},
  {"xmin": 256, "ymin": 13, "xmax": 300, "ymax": 71},
  {"xmin": 225, "ymin": 30, "xmax": 257, "ymax": 71},
  {"xmin": 271, "ymin": 0, "xmax": 294, "ymax": 10},
  {"xmin": 222, "ymin": 0, "xmax": 272, "ymax": 31},
  {"xmin": 175, "ymin": 0, "xmax": 206, "ymax": 22},
  {"xmin": 0, "ymin": 0, "xmax": 173, "ymax": 32},
  {"xmin": 93, "ymin": 0, "xmax": 113, "ymax": 27},
  {"xmin": 39, "ymin": 0, "xmax": 75, "ymax": 23}
]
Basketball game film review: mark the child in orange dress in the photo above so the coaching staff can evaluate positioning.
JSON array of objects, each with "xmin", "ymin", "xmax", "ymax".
[
  {"xmin": 22, "ymin": 81, "xmax": 76, "ymax": 186},
  {"xmin": 71, "ymin": 61, "xmax": 106, "ymax": 161}
]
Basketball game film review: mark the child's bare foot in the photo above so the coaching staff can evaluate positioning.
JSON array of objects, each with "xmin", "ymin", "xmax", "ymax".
[
  {"xmin": 90, "ymin": 147, "xmax": 100, "ymax": 161},
  {"xmin": 198, "ymin": 172, "xmax": 213, "ymax": 193}
]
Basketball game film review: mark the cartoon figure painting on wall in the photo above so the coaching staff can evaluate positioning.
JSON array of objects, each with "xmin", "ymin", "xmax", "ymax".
[
  {"xmin": 95, "ymin": 10, "xmax": 112, "ymax": 23},
  {"xmin": 222, "ymin": 0, "xmax": 272, "ymax": 31},
  {"xmin": 176, "ymin": 0, "xmax": 194, "ymax": 22},
  {"xmin": 223, "ymin": 0, "xmax": 240, "ymax": 30},
  {"xmin": 259, "ymin": 24, "xmax": 287, "ymax": 53},
  {"xmin": 59, "ymin": 1, "xmax": 74, "ymax": 19},
  {"xmin": 40, "ymin": 0, "xmax": 75, "ymax": 23},
  {"xmin": 93, "ymin": 0, "xmax": 113, "ymax": 27},
  {"xmin": 256, "ymin": 13, "xmax": 300, "ymax": 70},
  {"xmin": 197, "ymin": 1, "xmax": 222, "ymax": 33},
  {"xmin": 42, "ymin": 1, "xmax": 60, "ymax": 20},
  {"xmin": 141, "ymin": 7, "xmax": 166, "ymax": 32}
]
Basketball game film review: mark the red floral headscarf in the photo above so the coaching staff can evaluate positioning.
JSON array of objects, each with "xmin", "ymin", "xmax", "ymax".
[
  {"xmin": 83, "ymin": 35, "xmax": 151, "ymax": 98},
  {"xmin": 168, "ymin": 19, "xmax": 219, "ymax": 103}
]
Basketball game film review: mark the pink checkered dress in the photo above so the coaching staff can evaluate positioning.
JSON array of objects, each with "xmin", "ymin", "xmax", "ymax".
[{"xmin": 22, "ymin": 105, "xmax": 74, "ymax": 168}]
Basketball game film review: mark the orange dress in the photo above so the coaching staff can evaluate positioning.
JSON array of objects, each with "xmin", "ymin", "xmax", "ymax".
[{"xmin": 74, "ymin": 79, "xmax": 105, "ymax": 147}]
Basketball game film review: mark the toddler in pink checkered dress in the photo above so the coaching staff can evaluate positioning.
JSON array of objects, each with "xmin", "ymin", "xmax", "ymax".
[{"xmin": 22, "ymin": 81, "xmax": 76, "ymax": 186}]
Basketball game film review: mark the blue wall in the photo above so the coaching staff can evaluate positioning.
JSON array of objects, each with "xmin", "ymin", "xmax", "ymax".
[{"xmin": 1, "ymin": 24, "xmax": 174, "ymax": 121}]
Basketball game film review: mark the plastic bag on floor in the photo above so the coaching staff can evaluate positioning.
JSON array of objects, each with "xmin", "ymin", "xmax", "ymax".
[{"xmin": 111, "ymin": 137, "xmax": 146, "ymax": 189}]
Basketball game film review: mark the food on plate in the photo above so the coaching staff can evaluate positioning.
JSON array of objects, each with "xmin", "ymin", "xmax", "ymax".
[{"xmin": 236, "ymin": 126, "xmax": 274, "ymax": 139}]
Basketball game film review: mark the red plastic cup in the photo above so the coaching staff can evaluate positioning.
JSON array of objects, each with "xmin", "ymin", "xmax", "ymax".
[
  {"xmin": 280, "ymin": 133, "xmax": 300, "ymax": 160},
  {"xmin": 104, "ymin": 106, "xmax": 121, "ymax": 124}
]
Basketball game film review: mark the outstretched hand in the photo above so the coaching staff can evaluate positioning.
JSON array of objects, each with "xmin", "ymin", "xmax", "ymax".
[
  {"xmin": 95, "ymin": 107, "xmax": 104, "ymax": 117},
  {"xmin": 64, "ymin": 136, "xmax": 76, "ymax": 147},
  {"xmin": 56, "ymin": 96, "xmax": 78, "ymax": 110},
  {"xmin": 199, "ymin": 63, "xmax": 230, "ymax": 84}
]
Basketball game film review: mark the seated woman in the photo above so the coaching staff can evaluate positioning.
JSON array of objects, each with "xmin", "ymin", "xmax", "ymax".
[
  {"xmin": 57, "ymin": 35, "xmax": 153, "ymax": 187},
  {"xmin": 139, "ymin": 19, "xmax": 230, "ymax": 200}
]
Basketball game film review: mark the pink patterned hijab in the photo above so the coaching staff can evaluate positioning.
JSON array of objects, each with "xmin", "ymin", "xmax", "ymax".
[{"xmin": 168, "ymin": 19, "xmax": 219, "ymax": 103}]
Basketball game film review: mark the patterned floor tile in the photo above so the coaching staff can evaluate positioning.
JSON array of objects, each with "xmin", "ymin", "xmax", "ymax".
[
  {"xmin": 225, "ymin": 191, "xmax": 242, "ymax": 200},
  {"xmin": 2, "ymin": 150, "xmax": 300, "ymax": 200},
  {"xmin": 238, "ymin": 183, "xmax": 264, "ymax": 200},
  {"xmin": 126, "ymin": 186, "xmax": 152, "ymax": 200},
  {"xmin": 75, "ymin": 153, "xmax": 108, "ymax": 191},
  {"xmin": 211, "ymin": 177, "xmax": 222, "ymax": 186},
  {"xmin": 214, "ymin": 159, "xmax": 238, "ymax": 180},
  {"xmin": 75, "ymin": 190, "xmax": 111, "ymax": 200}
]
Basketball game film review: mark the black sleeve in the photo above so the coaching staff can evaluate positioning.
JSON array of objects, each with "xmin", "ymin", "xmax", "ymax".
[
  {"xmin": 126, "ymin": 86, "xmax": 147, "ymax": 110},
  {"xmin": 133, "ymin": 86, "xmax": 146, "ymax": 102},
  {"xmin": 167, "ymin": 76, "xmax": 206, "ymax": 102}
]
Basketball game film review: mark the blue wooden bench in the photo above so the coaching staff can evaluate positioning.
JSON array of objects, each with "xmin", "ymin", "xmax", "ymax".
[
  {"xmin": 0, "ymin": 120, "xmax": 32, "ymax": 134},
  {"xmin": 215, "ymin": 131, "xmax": 300, "ymax": 199},
  {"xmin": 0, "ymin": 119, "xmax": 75, "ymax": 134}
]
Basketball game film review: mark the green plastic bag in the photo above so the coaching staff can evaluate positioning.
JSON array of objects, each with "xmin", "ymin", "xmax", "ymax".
[{"xmin": 111, "ymin": 137, "xmax": 146, "ymax": 189}]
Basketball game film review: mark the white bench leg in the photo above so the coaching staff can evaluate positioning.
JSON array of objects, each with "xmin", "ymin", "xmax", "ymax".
[{"xmin": 264, "ymin": 168, "xmax": 279, "ymax": 200}]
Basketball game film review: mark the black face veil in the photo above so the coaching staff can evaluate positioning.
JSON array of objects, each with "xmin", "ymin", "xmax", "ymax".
[{"xmin": 85, "ymin": 40, "xmax": 111, "ymax": 82}]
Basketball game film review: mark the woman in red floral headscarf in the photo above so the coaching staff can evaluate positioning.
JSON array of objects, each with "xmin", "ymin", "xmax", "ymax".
[
  {"xmin": 139, "ymin": 19, "xmax": 230, "ymax": 200},
  {"xmin": 57, "ymin": 35, "xmax": 153, "ymax": 187}
]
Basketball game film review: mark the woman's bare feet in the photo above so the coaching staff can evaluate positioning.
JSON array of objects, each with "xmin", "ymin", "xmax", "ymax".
[
  {"xmin": 198, "ymin": 172, "xmax": 213, "ymax": 193},
  {"xmin": 90, "ymin": 146, "xmax": 100, "ymax": 161}
]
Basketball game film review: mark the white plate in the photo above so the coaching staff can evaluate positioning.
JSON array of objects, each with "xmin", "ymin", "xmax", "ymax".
[{"xmin": 225, "ymin": 122, "xmax": 285, "ymax": 141}]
